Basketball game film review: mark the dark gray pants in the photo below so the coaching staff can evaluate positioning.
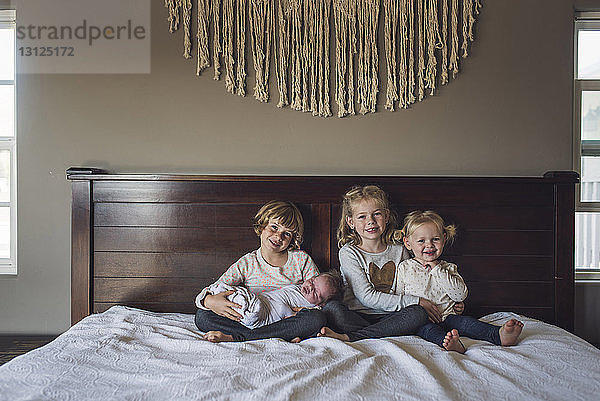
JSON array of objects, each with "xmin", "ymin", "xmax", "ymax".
[
  {"xmin": 322, "ymin": 300, "xmax": 429, "ymax": 341},
  {"xmin": 418, "ymin": 314, "xmax": 502, "ymax": 346},
  {"xmin": 195, "ymin": 308, "xmax": 327, "ymax": 342}
]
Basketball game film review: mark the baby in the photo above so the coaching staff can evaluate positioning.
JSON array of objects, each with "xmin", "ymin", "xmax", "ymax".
[{"xmin": 201, "ymin": 272, "xmax": 342, "ymax": 329}]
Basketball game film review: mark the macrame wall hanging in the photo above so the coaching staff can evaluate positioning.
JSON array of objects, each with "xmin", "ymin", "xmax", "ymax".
[{"xmin": 165, "ymin": 0, "xmax": 482, "ymax": 117}]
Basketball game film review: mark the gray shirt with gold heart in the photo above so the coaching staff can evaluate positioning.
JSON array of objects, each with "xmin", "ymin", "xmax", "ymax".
[{"xmin": 338, "ymin": 243, "xmax": 420, "ymax": 315}]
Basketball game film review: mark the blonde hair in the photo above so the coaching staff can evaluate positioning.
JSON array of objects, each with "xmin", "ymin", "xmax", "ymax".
[
  {"xmin": 336, "ymin": 185, "xmax": 400, "ymax": 248},
  {"xmin": 253, "ymin": 200, "xmax": 304, "ymax": 250},
  {"xmin": 399, "ymin": 210, "xmax": 457, "ymax": 245}
]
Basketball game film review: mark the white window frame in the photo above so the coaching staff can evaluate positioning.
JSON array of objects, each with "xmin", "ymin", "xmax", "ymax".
[
  {"xmin": 574, "ymin": 11, "xmax": 600, "ymax": 281},
  {"xmin": 0, "ymin": 9, "xmax": 17, "ymax": 274}
]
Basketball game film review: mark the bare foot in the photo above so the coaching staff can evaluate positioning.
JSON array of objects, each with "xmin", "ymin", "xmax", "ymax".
[
  {"xmin": 499, "ymin": 319, "xmax": 523, "ymax": 346},
  {"xmin": 290, "ymin": 337, "xmax": 301, "ymax": 343},
  {"xmin": 203, "ymin": 330, "xmax": 234, "ymax": 343},
  {"xmin": 442, "ymin": 329, "xmax": 465, "ymax": 353},
  {"xmin": 317, "ymin": 327, "xmax": 350, "ymax": 342}
]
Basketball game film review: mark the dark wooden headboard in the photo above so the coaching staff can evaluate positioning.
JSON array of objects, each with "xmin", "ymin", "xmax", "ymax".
[{"xmin": 67, "ymin": 169, "xmax": 578, "ymax": 332}]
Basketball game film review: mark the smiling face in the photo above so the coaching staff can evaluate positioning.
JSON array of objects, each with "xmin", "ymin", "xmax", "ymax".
[
  {"xmin": 346, "ymin": 199, "xmax": 389, "ymax": 249},
  {"xmin": 300, "ymin": 275, "xmax": 336, "ymax": 305},
  {"xmin": 403, "ymin": 222, "xmax": 445, "ymax": 266},
  {"xmin": 259, "ymin": 218, "xmax": 294, "ymax": 254}
]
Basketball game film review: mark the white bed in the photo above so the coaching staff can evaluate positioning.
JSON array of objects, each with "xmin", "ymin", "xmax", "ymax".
[
  {"xmin": 20, "ymin": 169, "xmax": 586, "ymax": 400},
  {"xmin": 1, "ymin": 306, "xmax": 598, "ymax": 401}
]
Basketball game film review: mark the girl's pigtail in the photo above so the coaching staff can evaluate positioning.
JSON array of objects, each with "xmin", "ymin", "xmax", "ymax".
[
  {"xmin": 444, "ymin": 223, "xmax": 458, "ymax": 245},
  {"xmin": 392, "ymin": 228, "xmax": 405, "ymax": 243}
]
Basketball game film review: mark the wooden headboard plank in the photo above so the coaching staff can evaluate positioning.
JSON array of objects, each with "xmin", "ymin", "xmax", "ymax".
[
  {"xmin": 309, "ymin": 203, "xmax": 333, "ymax": 273},
  {"xmin": 88, "ymin": 179, "xmax": 555, "ymax": 206},
  {"xmin": 68, "ymin": 170, "xmax": 578, "ymax": 331},
  {"xmin": 94, "ymin": 252, "xmax": 238, "ymax": 278},
  {"xmin": 452, "ymin": 255, "xmax": 554, "ymax": 281},
  {"xmin": 553, "ymin": 178, "xmax": 576, "ymax": 332},
  {"xmin": 396, "ymin": 205, "xmax": 554, "ymax": 230},
  {"xmin": 70, "ymin": 180, "xmax": 92, "ymax": 325}
]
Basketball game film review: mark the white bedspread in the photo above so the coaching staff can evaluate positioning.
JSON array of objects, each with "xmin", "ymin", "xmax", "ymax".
[{"xmin": 1, "ymin": 306, "xmax": 598, "ymax": 401}]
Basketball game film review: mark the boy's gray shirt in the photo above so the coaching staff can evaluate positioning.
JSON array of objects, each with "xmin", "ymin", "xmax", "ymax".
[{"xmin": 339, "ymin": 243, "xmax": 420, "ymax": 314}]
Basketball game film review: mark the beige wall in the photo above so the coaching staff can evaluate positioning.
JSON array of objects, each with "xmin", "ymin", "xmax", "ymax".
[{"xmin": 0, "ymin": 1, "xmax": 598, "ymax": 342}]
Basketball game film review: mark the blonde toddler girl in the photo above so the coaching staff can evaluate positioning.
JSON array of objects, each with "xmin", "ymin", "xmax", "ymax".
[{"xmin": 399, "ymin": 210, "xmax": 523, "ymax": 353}]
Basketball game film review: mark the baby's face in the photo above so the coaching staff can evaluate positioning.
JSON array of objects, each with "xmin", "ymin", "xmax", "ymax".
[{"xmin": 300, "ymin": 276, "xmax": 334, "ymax": 305}]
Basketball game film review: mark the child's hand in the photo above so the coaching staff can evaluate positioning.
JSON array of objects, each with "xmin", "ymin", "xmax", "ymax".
[
  {"xmin": 204, "ymin": 291, "xmax": 243, "ymax": 321},
  {"xmin": 419, "ymin": 298, "xmax": 442, "ymax": 323},
  {"xmin": 453, "ymin": 302, "xmax": 465, "ymax": 314}
]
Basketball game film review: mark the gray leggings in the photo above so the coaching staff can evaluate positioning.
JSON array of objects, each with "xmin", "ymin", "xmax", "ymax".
[
  {"xmin": 321, "ymin": 300, "xmax": 429, "ymax": 341},
  {"xmin": 418, "ymin": 314, "xmax": 502, "ymax": 347},
  {"xmin": 195, "ymin": 308, "xmax": 327, "ymax": 342}
]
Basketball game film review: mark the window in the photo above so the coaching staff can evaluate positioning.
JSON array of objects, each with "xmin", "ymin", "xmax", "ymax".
[
  {"xmin": 0, "ymin": 9, "xmax": 16, "ymax": 274},
  {"xmin": 574, "ymin": 12, "xmax": 600, "ymax": 280}
]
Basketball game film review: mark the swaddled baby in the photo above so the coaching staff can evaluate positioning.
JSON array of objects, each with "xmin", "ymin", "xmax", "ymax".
[{"xmin": 203, "ymin": 272, "xmax": 342, "ymax": 329}]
